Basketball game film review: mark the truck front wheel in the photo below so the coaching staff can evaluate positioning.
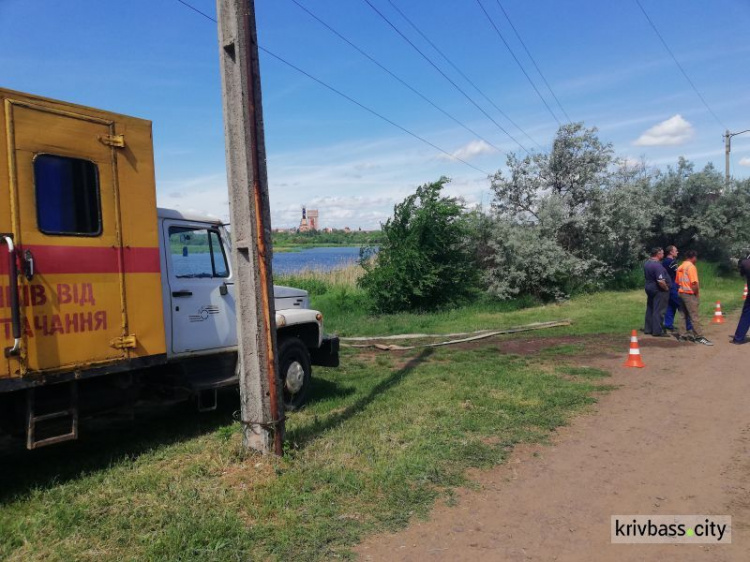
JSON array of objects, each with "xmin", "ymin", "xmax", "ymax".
[{"xmin": 278, "ymin": 337, "xmax": 311, "ymax": 411}]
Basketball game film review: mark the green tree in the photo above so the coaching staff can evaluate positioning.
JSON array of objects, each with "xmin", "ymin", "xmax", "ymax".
[
  {"xmin": 358, "ymin": 177, "xmax": 480, "ymax": 313},
  {"xmin": 486, "ymin": 124, "xmax": 655, "ymax": 299},
  {"xmin": 646, "ymin": 158, "xmax": 750, "ymax": 262}
]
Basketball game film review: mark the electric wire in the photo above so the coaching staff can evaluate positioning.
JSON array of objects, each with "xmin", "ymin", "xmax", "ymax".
[
  {"xmin": 172, "ymin": 0, "xmax": 491, "ymax": 175},
  {"xmin": 495, "ymin": 0, "xmax": 571, "ymax": 123},
  {"xmin": 634, "ymin": 0, "xmax": 726, "ymax": 129},
  {"xmin": 259, "ymin": 46, "xmax": 491, "ymax": 175},
  {"xmin": 361, "ymin": 0, "xmax": 530, "ymax": 154},
  {"xmin": 175, "ymin": 0, "xmax": 215, "ymax": 22},
  {"xmin": 474, "ymin": 0, "xmax": 561, "ymax": 126},
  {"xmin": 384, "ymin": 0, "xmax": 542, "ymax": 150},
  {"xmin": 289, "ymin": 0, "xmax": 507, "ymax": 155}
]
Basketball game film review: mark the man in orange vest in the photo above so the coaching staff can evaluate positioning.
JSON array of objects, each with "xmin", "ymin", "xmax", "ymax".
[{"xmin": 675, "ymin": 250, "xmax": 713, "ymax": 346}]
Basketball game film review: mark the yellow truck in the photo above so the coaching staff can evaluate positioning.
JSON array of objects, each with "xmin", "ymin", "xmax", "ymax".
[{"xmin": 0, "ymin": 87, "xmax": 338, "ymax": 449}]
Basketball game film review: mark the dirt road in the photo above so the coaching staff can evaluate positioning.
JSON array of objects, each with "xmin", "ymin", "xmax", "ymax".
[{"xmin": 357, "ymin": 317, "xmax": 750, "ymax": 561}]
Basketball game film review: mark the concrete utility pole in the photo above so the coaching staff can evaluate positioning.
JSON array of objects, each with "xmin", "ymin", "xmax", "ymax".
[
  {"xmin": 216, "ymin": 0, "xmax": 284, "ymax": 455},
  {"xmin": 724, "ymin": 129, "xmax": 750, "ymax": 188}
]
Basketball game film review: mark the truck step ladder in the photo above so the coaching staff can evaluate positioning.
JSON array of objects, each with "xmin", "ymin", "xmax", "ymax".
[
  {"xmin": 178, "ymin": 353, "xmax": 239, "ymax": 413},
  {"xmin": 196, "ymin": 388, "xmax": 218, "ymax": 412},
  {"xmin": 26, "ymin": 382, "xmax": 79, "ymax": 449}
]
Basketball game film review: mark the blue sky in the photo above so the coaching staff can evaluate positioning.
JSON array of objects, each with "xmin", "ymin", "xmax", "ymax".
[{"xmin": 2, "ymin": 0, "xmax": 749, "ymax": 229}]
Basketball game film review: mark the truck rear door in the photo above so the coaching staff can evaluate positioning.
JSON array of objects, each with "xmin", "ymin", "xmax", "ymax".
[
  {"xmin": 5, "ymin": 99, "xmax": 129, "ymax": 374},
  {"xmin": 162, "ymin": 220, "xmax": 237, "ymax": 354}
]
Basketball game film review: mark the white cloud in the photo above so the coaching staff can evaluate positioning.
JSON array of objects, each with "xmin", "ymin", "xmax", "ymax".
[
  {"xmin": 154, "ymin": 128, "xmax": 500, "ymax": 231},
  {"xmin": 439, "ymin": 140, "xmax": 495, "ymax": 162},
  {"xmin": 739, "ymin": 157, "xmax": 750, "ymax": 167},
  {"xmin": 353, "ymin": 162, "xmax": 381, "ymax": 171},
  {"xmin": 634, "ymin": 115, "xmax": 695, "ymax": 147},
  {"xmin": 616, "ymin": 156, "xmax": 648, "ymax": 172},
  {"xmin": 264, "ymin": 132, "xmax": 495, "ymax": 229},
  {"xmin": 156, "ymin": 173, "xmax": 229, "ymax": 223}
]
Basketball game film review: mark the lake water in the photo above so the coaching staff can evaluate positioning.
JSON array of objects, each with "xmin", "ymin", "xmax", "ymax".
[
  {"xmin": 170, "ymin": 246, "xmax": 365, "ymax": 277},
  {"xmin": 272, "ymin": 246, "xmax": 363, "ymax": 275}
]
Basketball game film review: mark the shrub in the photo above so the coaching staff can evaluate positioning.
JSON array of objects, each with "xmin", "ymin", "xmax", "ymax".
[
  {"xmin": 358, "ymin": 177, "xmax": 480, "ymax": 313},
  {"xmin": 483, "ymin": 221, "xmax": 603, "ymax": 300}
]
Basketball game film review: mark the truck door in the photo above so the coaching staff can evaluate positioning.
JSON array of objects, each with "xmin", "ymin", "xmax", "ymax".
[
  {"xmin": 163, "ymin": 220, "xmax": 236, "ymax": 354},
  {"xmin": 5, "ymin": 100, "xmax": 128, "ymax": 373}
]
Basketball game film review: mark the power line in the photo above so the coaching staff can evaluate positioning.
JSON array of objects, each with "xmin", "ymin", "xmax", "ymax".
[
  {"xmin": 361, "ymin": 0, "xmax": 530, "ymax": 154},
  {"xmin": 495, "ymin": 0, "xmax": 571, "ymax": 123},
  {"xmin": 172, "ymin": 0, "xmax": 490, "ymax": 175},
  {"xmin": 289, "ymin": 0, "xmax": 507, "ymax": 155},
  {"xmin": 175, "ymin": 0, "xmax": 215, "ymax": 22},
  {"xmin": 474, "ymin": 0, "xmax": 561, "ymax": 126},
  {"xmin": 634, "ymin": 0, "xmax": 726, "ymax": 129},
  {"xmin": 259, "ymin": 47, "xmax": 491, "ymax": 175},
  {"xmin": 384, "ymin": 0, "xmax": 542, "ymax": 150}
]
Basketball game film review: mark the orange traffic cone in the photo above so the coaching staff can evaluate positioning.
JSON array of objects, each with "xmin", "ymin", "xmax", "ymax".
[
  {"xmin": 711, "ymin": 301, "xmax": 725, "ymax": 324},
  {"xmin": 623, "ymin": 330, "xmax": 645, "ymax": 368},
  {"xmin": 743, "ymin": 285, "xmax": 747, "ymax": 300}
]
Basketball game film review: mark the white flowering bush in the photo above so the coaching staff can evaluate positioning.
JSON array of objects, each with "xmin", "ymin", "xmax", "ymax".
[
  {"xmin": 484, "ymin": 124, "xmax": 750, "ymax": 300},
  {"xmin": 486, "ymin": 124, "xmax": 640, "ymax": 299}
]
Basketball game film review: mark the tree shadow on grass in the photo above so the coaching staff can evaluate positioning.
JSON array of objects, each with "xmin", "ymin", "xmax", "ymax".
[
  {"xmin": 1, "ymin": 352, "xmax": 432, "ymax": 501},
  {"xmin": 287, "ymin": 348, "xmax": 434, "ymax": 448},
  {"xmin": 0, "ymin": 392, "xmax": 240, "ymax": 503}
]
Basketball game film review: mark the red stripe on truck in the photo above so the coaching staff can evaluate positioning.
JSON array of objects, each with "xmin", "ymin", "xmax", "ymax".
[{"xmin": 0, "ymin": 245, "xmax": 161, "ymax": 275}]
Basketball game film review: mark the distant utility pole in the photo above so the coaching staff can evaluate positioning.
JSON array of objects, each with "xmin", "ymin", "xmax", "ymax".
[
  {"xmin": 216, "ymin": 0, "xmax": 284, "ymax": 455},
  {"xmin": 724, "ymin": 129, "xmax": 750, "ymax": 187}
]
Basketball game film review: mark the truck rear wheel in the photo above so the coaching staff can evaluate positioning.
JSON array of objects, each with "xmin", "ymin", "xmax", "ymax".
[{"xmin": 278, "ymin": 337, "xmax": 311, "ymax": 411}]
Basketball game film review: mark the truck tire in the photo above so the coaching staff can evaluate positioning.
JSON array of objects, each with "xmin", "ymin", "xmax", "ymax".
[{"xmin": 278, "ymin": 337, "xmax": 311, "ymax": 411}]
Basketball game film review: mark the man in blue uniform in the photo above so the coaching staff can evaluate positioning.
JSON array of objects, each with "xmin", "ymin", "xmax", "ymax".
[
  {"xmin": 643, "ymin": 247, "xmax": 670, "ymax": 337},
  {"xmin": 731, "ymin": 252, "xmax": 750, "ymax": 344},
  {"xmin": 662, "ymin": 245, "xmax": 692, "ymax": 333}
]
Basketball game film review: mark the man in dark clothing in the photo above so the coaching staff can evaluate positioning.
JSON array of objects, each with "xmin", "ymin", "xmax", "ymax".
[
  {"xmin": 663, "ymin": 245, "xmax": 692, "ymax": 332},
  {"xmin": 731, "ymin": 252, "xmax": 750, "ymax": 344},
  {"xmin": 643, "ymin": 247, "xmax": 670, "ymax": 337}
]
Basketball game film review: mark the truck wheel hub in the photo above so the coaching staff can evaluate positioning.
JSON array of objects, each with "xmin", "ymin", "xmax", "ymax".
[{"xmin": 285, "ymin": 361, "xmax": 305, "ymax": 394}]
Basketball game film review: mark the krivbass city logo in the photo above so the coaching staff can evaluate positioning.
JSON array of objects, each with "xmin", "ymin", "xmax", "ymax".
[{"xmin": 611, "ymin": 515, "xmax": 731, "ymax": 544}]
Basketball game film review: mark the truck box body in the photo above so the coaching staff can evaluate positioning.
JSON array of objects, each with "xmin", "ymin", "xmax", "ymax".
[{"xmin": 0, "ymin": 87, "xmax": 166, "ymax": 388}]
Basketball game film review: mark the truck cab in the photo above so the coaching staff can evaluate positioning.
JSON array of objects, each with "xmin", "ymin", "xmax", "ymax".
[{"xmin": 157, "ymin": 208, "xmax": 338, "ymax": 412}]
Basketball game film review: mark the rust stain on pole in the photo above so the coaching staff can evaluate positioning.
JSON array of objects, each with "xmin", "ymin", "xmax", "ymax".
[{"xmin": 241, "ymin": 5, "xmax": 283, "ymax": 457}]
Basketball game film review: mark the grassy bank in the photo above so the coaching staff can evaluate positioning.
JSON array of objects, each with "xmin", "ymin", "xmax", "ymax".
[
  {"xmin": 1, "ymin": 264, "xmax": 744, "ymax": 560},
  {"xmin": 278, "ymin": 262, "xmax": 745, "ymax": 338}
]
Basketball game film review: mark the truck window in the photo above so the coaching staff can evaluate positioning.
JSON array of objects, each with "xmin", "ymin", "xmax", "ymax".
[
  {"xmin": 208, "ymin": 230, "xmax": 229, "ymax": 277},
  {"xmin": 33, "ymin": 154, "xmax": 101, "ymax": 236},
  {"xmin": 169, "ymin": 226, "xmax": 229, "ymax": 279}
]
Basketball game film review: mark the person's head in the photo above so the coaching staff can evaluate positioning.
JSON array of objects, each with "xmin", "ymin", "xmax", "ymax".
[
  {"xmin": 684, "ymin": 249, "xmax": 697, "ymax": 263},
  {"xmin": 665, "ymin": 245, "xmax": 678, "ymax": 258},
  {"xmin": 650, "ymin": 247, "xmax": 664, "ymax": 260}
]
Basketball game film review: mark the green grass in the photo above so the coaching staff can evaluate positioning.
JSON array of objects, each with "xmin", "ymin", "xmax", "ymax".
[
  {"xmin": 0, "ymin": 348, "xmax": 609, "ymax": 561},
  {"xmin": 556, "ymin": 365, "xmax": 611, "ymax": 379},
  {"xmin": 308, "ymin": 261, "xmax": 745, "ymax": 338},
  {"xmin": 1, "ymin": 263, "xmax": 743, "ymax": 561}
]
